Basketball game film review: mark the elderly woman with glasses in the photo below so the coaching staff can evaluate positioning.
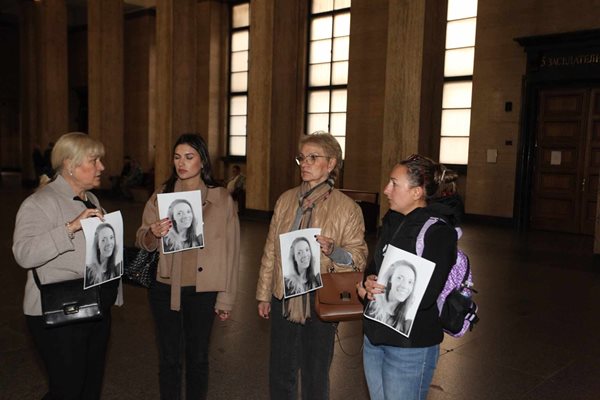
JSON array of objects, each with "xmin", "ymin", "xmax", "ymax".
[
  {"xmin": 358, "ymin": 154, "xmax": 463, "ymax": 400},
  {"xmin": 256, "ymin": 131, "xmax": 368, "ymax": 399}
]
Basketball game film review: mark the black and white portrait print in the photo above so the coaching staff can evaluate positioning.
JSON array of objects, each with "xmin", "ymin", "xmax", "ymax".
[
  {"xmin": 279, "ymin": 228, "xmax": 323, "ymax": 299},
  {"xmin": 81, "ymin": 211, "xmax": 124, "ymax": 289},
  {"xmin": 157, "ymin": 190, "xmax": 204, "ymax": 254},
  {"xmin": 364, "ymin": 245, "xmax": 435, "ymax": 337}
]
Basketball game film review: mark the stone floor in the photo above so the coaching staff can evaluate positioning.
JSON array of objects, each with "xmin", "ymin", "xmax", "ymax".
[{"xmin": 2, "ymin": 181, "xmax": 600, "ymax": 399}]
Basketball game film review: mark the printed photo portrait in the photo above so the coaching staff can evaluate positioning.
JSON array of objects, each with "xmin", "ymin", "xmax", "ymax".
[
  {"xmin": 364, "ymin": 245, "xmax": 435, "ymax": 337},
  {"xmin": 279, "ymin": 228, "xmax": 323, "ymax": 299},
  {"xmin": 157, "ymin": 190, "xmax": 204, "ymax": 254},
  {"xmin": 81, "ymin": 211, "xmax": 124, "ymax": 289}
]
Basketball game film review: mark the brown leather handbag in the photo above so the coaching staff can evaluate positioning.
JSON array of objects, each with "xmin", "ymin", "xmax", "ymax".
[{"xmin": 315, "ymin": 271, "xmax": 364, "ymax": 322}]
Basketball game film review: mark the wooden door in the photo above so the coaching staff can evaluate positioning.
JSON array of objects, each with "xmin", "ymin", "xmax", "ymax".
[{"xmin": 531, "ymin": 88, "xmax": 600, "ymax": 234}]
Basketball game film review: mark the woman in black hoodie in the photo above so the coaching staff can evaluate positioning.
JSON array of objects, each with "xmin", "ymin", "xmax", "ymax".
[{"xmin": 359, "ymin": 154, "xmax": 463, "ymax": 400}]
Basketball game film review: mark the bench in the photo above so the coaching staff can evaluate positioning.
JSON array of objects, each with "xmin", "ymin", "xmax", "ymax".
[{"xmin": 339, "ymin": 189, "xmax": 379, "ymax": 233}]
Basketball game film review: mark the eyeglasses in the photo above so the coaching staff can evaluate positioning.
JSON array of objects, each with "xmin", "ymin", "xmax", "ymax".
[{"xmin": 295, "ymin": 154, "xmax": 330, "ymax": 165}]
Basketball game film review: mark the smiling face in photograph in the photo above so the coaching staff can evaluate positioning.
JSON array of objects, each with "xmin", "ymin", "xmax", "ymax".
[
  {"xmin": 97, "ymin": 226, "xmax": 115, "ymax": 260},
  {"xmin": 293, "ymin": 239, "xmax": 312, "ymax": 271},
  {"xmin": 172, "ymin": 202, "xmax": 194, "ymax": 231},
  {"xmin": 389, "ymin": 263, "xmax": 415, "ymax": 302}
]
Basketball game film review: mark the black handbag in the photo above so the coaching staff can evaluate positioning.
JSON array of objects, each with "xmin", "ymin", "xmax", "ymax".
[
  {"xmin": 123, "ymin": 246, "xmax": 159, "ymax": 288},
  {"xmin": 33, "ymin": 270, "xmax": 103, "ymax": 328}
]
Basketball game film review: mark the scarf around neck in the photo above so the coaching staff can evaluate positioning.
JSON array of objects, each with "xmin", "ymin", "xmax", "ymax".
[{"xmin": 284, "ymin": 178, "xmax": 333, "ymax": 324}]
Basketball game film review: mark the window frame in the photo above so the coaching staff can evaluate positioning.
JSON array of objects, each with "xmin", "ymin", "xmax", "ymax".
[
  {"xmin": 226, "ymin": 1, "xmax": 250, "ymax": 159},
  {"xmin": 304, "ymin": 1, "xmax": 351, "ymax": 158}
]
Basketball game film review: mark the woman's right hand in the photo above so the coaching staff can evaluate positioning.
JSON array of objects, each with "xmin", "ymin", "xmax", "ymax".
[
  {"xmin": 258, "ymin": 301, "xmax": 271, "ymax": 319},
  {"xmin": 363, "ymin": 274, "xmax": 385, "ymax": 301},
  {"xmin": 148, "ymin": 218, "xmax": 172, "ymax": 239},
  {"xmin": 67, "ymin": 208, "xmax": 104, "ymax": 234}
]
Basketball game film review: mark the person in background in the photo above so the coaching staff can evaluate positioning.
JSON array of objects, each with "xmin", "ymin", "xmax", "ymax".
[
  {"xmin": 358, "ymin": 154, "xmax": 462, "ymax": 400},
  {"xmin": 226, "ymin": 164, "xmax": 246, "ymax": 212},
  {"xmin": 136, "ymin": 133, "xmax": 240, "ymax": 400},
  {"xmin": 32, "ymin": 144, "xmax": 45, "ymax": 179},
  {"xmin": 13, "ymin": 132, "xmax": 121, "ymax": 400},
  {"xmin": 256, "ymin": 131, "xmax": 368, "ymax": 399},
  {"xmin": 120, "ymin": 158, "xmax": 144, "ymax": 200}
]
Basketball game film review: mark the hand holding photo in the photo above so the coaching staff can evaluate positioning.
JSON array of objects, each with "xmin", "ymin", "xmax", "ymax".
[
  {"xmin": 364, "ymin": 245, "xmax": 435, "ymax": 337},
  {"xmin": 279, "ymin": 228, "xmax": 323, "ymax": 298},
  {"xmin": 81, "ymin": 211, "xmax": 124, "ymax": 289},
  {"xmin": 157, "ymin": 190, "xmax": 204, "ymax": 254}
]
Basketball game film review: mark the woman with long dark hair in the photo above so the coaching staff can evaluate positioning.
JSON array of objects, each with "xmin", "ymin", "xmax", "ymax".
[
  {"xmin": 364, "ymin": 260, "xmax": 417, "ymax": 334},
  {"xmin": 162, "ymin": 198, "xmax": 203, "ymax": 251},
  {"xmin": 284, "ymin": 236, "xmax": 322, "ymax": 296},
  {"xmin": 85, "ymin": 222, "xmax": 121, "ymax": 287},
  {"xmin": 136, "ymin": 133, "xmax": 240, "ymax": 400}
]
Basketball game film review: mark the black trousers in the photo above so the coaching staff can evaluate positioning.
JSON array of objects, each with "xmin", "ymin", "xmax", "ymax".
[
  {"xmin": 149, "ymin": 282, "xmax": 217, "ymax": 400},
  {"xmin": 26, "ymin": 312, "xmax": 112, "ymax": 400},
  {"xmin": 269, "ymin": 294, "xmax": 336, "ymax": 400}
]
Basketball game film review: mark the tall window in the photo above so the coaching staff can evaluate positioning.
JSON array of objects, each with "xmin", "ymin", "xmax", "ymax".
[
  {"xmin": 306, "ymin": 0, "xmax": 351, "ymax": 157},
  {"xmin": 439, "ymin": 0, "xmax": 477, "ymax": 165},
  {"xmin": 227, "ymin": 2, "xmax": 250, "ymax": 157}
]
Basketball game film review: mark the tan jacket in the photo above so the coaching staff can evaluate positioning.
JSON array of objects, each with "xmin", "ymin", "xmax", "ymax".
[
  {"xmin": 256, "ymin": 187, "xmax": 368, "ymax": 302},
  {"xmin": 136, "ymin": 181, "xmax": 240, "ymax": 311},
  {"xmin": 13, "ymin": 175, "xmax": 123, "ymax": 315}
]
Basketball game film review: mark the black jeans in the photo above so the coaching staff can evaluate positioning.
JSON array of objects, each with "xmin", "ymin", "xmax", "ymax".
[
  {"xmin": 26, "ymin": 281, "xmax": 117, "ymax": 400},
  {"xmin": 269, "ymin": 294, "xmax": 336, "ymax": 400},
  {"xmin": 26, "ymin": 311, "xmax": 112, "ymax": 400},
  {"xmin": 149, "ymin": 282, "xmax": 217, "ymax": 400}
]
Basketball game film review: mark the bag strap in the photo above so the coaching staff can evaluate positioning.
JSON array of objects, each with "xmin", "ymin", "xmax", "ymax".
[
  {"xmin": 417, "ymin": 217, "xmax": 470, "ymax": 286},
  {"xmin": 415, "ymin": 217, "xmax": 439, "ymax": 257},
  {"xmin": 32, "ymin": 269, "xmax": 43, "ymax": 289}
]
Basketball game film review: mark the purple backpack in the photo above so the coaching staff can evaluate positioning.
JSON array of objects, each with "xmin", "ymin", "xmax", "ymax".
[{"xmin": 416, "ymin": 217, "xmax": 479, "ymax": 337}]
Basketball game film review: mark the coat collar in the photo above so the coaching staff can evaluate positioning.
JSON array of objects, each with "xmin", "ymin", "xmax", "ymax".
[
  {"xmin": 50, "ymin": 174, "xmax": 79, "ymax": 198},
  {"xmin": 173, "ymin": 178, "xmax": 218, "ymax": 205}
]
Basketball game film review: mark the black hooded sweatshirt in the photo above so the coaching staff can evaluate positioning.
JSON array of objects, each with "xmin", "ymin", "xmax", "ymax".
[{"xmin": 363, "ymin": 195, "xmax": 463, "ymax": 348}]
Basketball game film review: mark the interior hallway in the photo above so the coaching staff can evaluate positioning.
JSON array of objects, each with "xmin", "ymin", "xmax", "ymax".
[{"xmin": 2, "ymin": 180, "xmax": 600, "ymax": 400}]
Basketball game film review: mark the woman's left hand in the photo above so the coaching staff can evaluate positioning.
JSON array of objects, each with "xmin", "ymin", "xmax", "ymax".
[
  {"xmin": 216, "ymin": 309, "xmax": 231, "ymax": 321},
  {"xmin": 315, "ymin": 234, "xmax": 335, "ymax": 256}
]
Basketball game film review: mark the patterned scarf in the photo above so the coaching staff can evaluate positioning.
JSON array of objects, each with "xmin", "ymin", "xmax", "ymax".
[{"xmin": 284, "ymin": 178, "xmax": 333, "ymax": 324}]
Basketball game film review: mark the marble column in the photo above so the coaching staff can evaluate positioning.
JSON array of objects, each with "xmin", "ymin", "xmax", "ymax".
[
  {"xmin": 19, "ymin": 0, "xmax": 68, "ymax": 182},
  {"xmin": 154, "ymin": 0, "xmax": 198, "ymax": 186},
  {"xmin": 246, "ymin": 0, "xmax": 305, "ymax": 212},
  {"xmin": 379, "ymin": 0, "xmax": 445, "ymax": 216},
  {"xmin": 88, "ymin": 0, "xmax": 124, "ymax": 186},
  {"xmin": 196, "ymin": 0, "xmax": 227, "ymax": 180},
  {"xmin": 19, "ymin": 0, "xmax": 40, "ymax": 182}
]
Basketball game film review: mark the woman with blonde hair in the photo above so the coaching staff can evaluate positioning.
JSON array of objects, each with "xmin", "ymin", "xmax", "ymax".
[
  {"xmin": 256, "ymin": 131, "xmax": 368, "ymax": 399},
  {"xmin": 13, "ymin": 132, "xmax": 121, "ymax": 399}
]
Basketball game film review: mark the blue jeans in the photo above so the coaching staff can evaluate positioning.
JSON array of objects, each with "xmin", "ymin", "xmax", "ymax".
[{"xmin": 363, "ymin": 336, "xmax": 439, "ymax": 400}]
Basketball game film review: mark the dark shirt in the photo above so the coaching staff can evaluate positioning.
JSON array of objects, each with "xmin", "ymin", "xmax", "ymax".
[{"xmin": 363, "ymin": 205, "xmax": 458, "ymax": 348}]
